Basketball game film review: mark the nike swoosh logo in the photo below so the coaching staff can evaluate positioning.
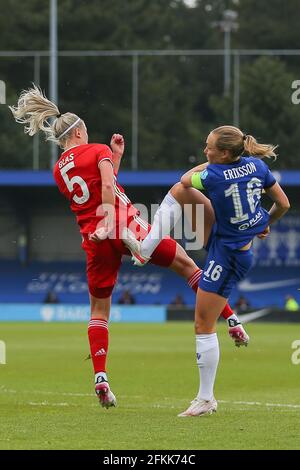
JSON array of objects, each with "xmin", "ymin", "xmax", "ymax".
[
  {"xmin": 239, "ymin": 278, "xmax": 300, "ymax": 292},
  {"xmin": 203, "ymin": 278, "xmax": 212, "ymax": 283},
  {"xmin": 239, "ymin": 308, "xmax": 270, "ymax": 323}
]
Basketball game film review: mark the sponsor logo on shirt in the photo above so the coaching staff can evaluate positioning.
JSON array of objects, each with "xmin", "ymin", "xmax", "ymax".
[{"xmin": 238, "ymin": 211, "xmax": 263, "ymax": 230}]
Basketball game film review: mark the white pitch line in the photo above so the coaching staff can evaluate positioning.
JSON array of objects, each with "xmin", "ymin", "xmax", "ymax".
[
  {"xmin": 28, "ymin": 401, "xmax": 71, "ymax": 407},
  {"xmin": 0, "ymin": 386, "xmax": 94, "ymax": 397},
  {"xmin": 0, "ymin": 386, "xmax": 140, "ymax": 399},
  {"xmin": 219, "ymin": 400, "xmax": 300, "ymax": 409},
  {"xmin": 27, "ymin": 401, "xmax": 100, "ymax": 408},
  {"xmin": 1, "ymin": 387, "xmax": 300, "ymax": 410}
]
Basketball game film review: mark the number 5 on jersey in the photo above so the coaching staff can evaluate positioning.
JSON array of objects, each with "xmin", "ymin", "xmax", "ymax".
[{"xmin": 60, "ymin": 162, "xmax": 90, "ymax": 204}]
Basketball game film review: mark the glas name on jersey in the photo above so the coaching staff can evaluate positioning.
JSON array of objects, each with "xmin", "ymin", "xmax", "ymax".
[{"xmin": 59, "ymin": 153, "xmax": 74, "ymax": 169}]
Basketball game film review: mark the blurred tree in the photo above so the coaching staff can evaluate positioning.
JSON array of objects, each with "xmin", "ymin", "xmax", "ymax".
[
  {"xmin": 1, "ymin": 0, "xmax": 300, "ymax": 169},
  {"xmin": 236, "ymin": 0, "xmax": 300, "ymax": 50},
  {"xmin": 0, "ymin": 0, "xmax": 49, "ymax": 50},
  {"xmin": 210, "ymin": 56, "xmax": 300, "ymax": 169}
]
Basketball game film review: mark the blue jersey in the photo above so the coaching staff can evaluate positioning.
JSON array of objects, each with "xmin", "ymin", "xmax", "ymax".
[{"xmin": 191, "ymin": 156, "xmax": 276, "ymax": 249}]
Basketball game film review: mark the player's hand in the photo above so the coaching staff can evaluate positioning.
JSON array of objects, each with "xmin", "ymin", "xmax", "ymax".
[
  {"xmin": 110, "ymin": 133, "xmax": 125, "ymax": 157},
  {"xmin": 257, "ymin": 226, "xmax": 270, "ymax": 239},
  {"xmin": 89, "ymin": 226, "xmax": 113, "ymax": 243}
]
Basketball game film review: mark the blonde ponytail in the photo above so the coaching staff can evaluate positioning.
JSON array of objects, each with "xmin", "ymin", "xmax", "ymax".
[
  {"xmin": 212, "ymin": 125, "xmax": 277, "ymax": 161},
  {"xmin": 9, "ymin": 84, "xmax": 81, "ymax": 148},
  {"xmin": 243, "ymin": 134, "xmax": 277, "ymax": 161}
]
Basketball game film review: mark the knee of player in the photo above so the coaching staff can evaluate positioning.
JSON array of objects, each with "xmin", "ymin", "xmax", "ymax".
[
  {"xmin": 194, "ymin": 309, "xmax": 216, "ymax": 333},
  {"xmin": 194, "ymin": 316, "xmax": 206, "ymax": 333},
  {"xmin": 170, "ymin": 181, "xmax": 184, "ymax": 197}
]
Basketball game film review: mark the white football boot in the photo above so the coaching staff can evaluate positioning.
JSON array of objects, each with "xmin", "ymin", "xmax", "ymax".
[
  {"xmin": 122, "ymin": 227, "xmax": 151, "ymax": 267},
  {"xmin": 228, "ymin": 323, "xmax": 250, "ymax": 347},
  {"xmin": 95, "ymin": 378, "xmax": 117, "ymax": 408},
  {"xmin": 178, "ymin": 397, "xmax": 217, "ymax": 417}
]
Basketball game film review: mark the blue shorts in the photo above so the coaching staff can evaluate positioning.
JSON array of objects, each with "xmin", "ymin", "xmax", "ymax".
[{"xmin": 199, "ymin": 236, "xmax": 253, "ymax": 298}]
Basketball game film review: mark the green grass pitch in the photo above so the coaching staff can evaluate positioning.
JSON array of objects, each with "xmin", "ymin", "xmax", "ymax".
[{"xmin": 0, "ymin": 321, "xmax": 300, "ymax": 450}]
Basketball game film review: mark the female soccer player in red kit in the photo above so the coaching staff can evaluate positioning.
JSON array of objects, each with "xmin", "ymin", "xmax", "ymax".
[{"xmin": 9, "ymin": 85, "xmax": 249, "ymax": 409}]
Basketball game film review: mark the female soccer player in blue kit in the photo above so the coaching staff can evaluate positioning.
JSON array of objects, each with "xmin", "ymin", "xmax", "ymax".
[{"xmin": 123, "ymin": 125, "xmax": 290, "ymax": 417}]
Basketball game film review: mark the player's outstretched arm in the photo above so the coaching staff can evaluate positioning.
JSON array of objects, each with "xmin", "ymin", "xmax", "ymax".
[
  {"xmin": 110, "ymin": 133, "xmax": 125, "ymax": 175},
  {"xmin": 181, "ymin": 162, "xmax": 209, "ymax": 188}
]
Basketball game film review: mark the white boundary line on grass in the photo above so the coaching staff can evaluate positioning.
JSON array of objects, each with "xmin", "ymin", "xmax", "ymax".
[
  {"xmin": 1, "ymin": 386, "xmax": 300, "ymax": 410},
  {"xmin": 0, "ymin": 386, "xmax": 94, "ymax": 397},
  {"xmin": 28, "ymin": 401, "xmax": 72, "ymax": 407},
  {"xmin": 218, "ymin": 400, "xmax": 300, "ymax": 409}
]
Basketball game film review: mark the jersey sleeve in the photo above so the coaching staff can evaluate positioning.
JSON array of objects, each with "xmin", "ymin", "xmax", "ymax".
[
  {"xmin": 95, "ymin": 144, "xmax": 113, "ymax": 166},
  {"xmin": 261, "ymin": 160, "xmax": 276, "ymax": 188},
  {"xmin": 191, "ymin": 169, "xmax": 209, "ymax": 191}
]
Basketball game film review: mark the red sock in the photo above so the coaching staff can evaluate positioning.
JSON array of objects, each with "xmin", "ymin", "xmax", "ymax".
[
  {"xmin": 188, "ymin": 269, "xmax": 202, "ymax": 293},
  {"xmin": 88, "ymin": 319, "xmax": 109, "ymax": 374},
  {"xmin": 187, "ymin": 269, "xmax": 233, "ymax": 320},
  {"xmin": 220, "ymin": 302, "xmax": 233, "ymax": 320}
]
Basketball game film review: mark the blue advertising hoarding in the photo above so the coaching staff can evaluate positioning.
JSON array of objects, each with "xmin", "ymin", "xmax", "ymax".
[
  {"xmin": 0, "ymin": 169, "xmax": 299, "ymax": 187},
  {"xmin": 0, "ymin": 304, "xmax": 167, "ymax": 323}
]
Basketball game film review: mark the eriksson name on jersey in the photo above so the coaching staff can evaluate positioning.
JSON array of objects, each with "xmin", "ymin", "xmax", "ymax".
[{"xmin": 223, "ymin": 162, "xmax": 257, "ymax": 180}]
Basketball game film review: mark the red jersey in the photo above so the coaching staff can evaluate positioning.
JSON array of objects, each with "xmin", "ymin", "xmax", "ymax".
[{"xmin": 53, "ymin": 143, "xmax": 138, "ymax": 234}]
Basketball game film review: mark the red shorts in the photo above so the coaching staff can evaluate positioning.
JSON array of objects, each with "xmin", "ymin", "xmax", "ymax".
[{"xmin": 82, "ymin": 215, "xmax": 177, "ymax": 298}]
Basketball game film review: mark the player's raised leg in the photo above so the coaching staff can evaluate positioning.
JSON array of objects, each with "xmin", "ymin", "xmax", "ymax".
[
  {"xmin": 89, "ymin": 294, "xmax": 116, "ymax": 408},
  {"xmin": 123, "ymin": 217, "xmax": 249, "ymax": 347},
  {"xmin": 138, "ymin": 182, "xmax": 215, "ymax": 262}
]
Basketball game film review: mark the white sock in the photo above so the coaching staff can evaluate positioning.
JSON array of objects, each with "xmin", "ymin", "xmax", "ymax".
[
  {"xmin": 141, "ymin": 192, "xmax": 182, "ymax": 258},
  {"xmin": 227, "ymin": 313, "xmax": 240, "ymax": 327},
  {"xmin": 95, "ymin": 371, "xmax": 108, "ymax": 384},
  {"xmin": 195, "ymin": 333, "xmax": 219, "ymax": 401}
]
